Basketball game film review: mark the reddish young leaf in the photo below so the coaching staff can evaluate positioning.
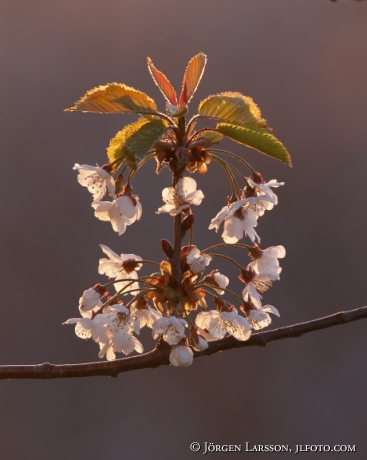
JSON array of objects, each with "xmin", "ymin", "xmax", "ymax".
[
  {"xmin": 179, "ymin": 52, "xmax": 207, "ymax": 106},
  {"xmin": 147, "ymin": 57, "xmax": 178, "ymax": 106}
]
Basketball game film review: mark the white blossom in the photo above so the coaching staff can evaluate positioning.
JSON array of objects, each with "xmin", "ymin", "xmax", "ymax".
[
  {"xmin": 99, "ymin": 334, "xmax": 143, "ymax": 361},
  {"xmin": 97, "ymin": 305, "xmax": 144, "ymax": 361},
  {"xmin": 247, "ymin": 177, "xmax": 284, "ymax": 205},
  {"xmin": 156, "ymin": 177, "xmax": 204, "ymax": 216},
  {"xmin": 169, "ymin": 345, "xmax": 194, "ymax": 367},
  {"xmin": 152, "ymin": 316, "xmax": 187, "ymax": 345},
  {"xmin": 130, "ymin": 303, "xmax": 162, "ymax": 334},
  {"xmin": 251, "ymin": 197, "xmax": 274, "ymax": 217},
  {"xmin": 209, "ymin": 197, "xmax": 261, "ymax": 244},
  {"xmin": 98, "ymin": 245, "xmax": 142, "ymax": 294},
  {"xmin": 248, "ymin": 245, "xmax": 286, "ymax": 281},
  {"xmin": 63, "ymin": 311, "xmax": 111, "ymax": 342},
  {"xmin": 223, "ymin": 207, "xmax": 260, "ymax": 244},
  {"xmin": 247, "ymin": 302, "xmax": 280, "ymax": 330},
  {"xmin": 208, "ymin": 206, "xmax": 230, "ymax": 232},
  {"xmin": 195, "ymin": 308, "xmax": 251, "ymax": 341},
  {"xmin": 186, "ymin": 248, "xmax": 212, "ymax": 274},
  {"xmin": 241, "ymin": 269, "xmax": 273, "ymax": 310},
  {"xmin": 65, "ymin": 305, "xmax": 143, "ymax": 361},
  {"xmin": 92, "ymin": 195, "xmax": 142, "ymax": 235},
  {"xmin": 73, "ymin": 163, "xmax": 115, "ymax": 202},
  {"xmin": 196, "ymin": 327, "xmax": 217, "ymax": 342}
]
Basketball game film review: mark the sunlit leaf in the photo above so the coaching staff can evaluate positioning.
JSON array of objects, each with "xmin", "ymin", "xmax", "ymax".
[
  {"xmin": 65, "ymin": 83, "xmax": 158, "ymax": 116},
  {"xmin": 147, "ymin": 57, "xmax": 178, "ymax": 106},
  {"xmin": 108, "ymin": 119, "xmax": 168, "ymax": 169},
  {"xmin": 217, "ymin": 122, "xmax": 291, "ymax": 165},
  {"xmin": 198, "ymin": 92, "xmax": 267, "ymax": 128},
  {"xmin": 198, "ymin": 131, "xmax": 223, "ymax": 146},
  {"xmin": 179, "ymin": 53, "xmax": 207, "ymax": 106},
  {"xmin": 189, "ymin": 130, "xmax": 223, "ymax": 149},
  {"xmin": 106, "ymin": 129, "xmax": 127, "ymax": 172}
]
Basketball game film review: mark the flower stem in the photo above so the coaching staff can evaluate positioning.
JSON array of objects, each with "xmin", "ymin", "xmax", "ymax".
[
  {"xmin": 186, "ymin": 127, "xmax": 220, "ymax": 146},
  {"xmin": 170, "ymin": 170, "xmax": 185, "ymax": 281},
  {"xmin": 201, "ymin": 284, "xmax": 244, "ymax": 304},
  {"xmin": 125, "ymin": 290, "xmax": 154, "ymax": 309},
  {"xmin": 207, "ymin": 149, "xmax": 256, "ymax": 175},
  {"xmin": 198, "ymin": 285, "xmax": 226, "ymax": 309},
  {"xmin": 212, "ymin": 154, "xmax": 249, "ymax": 184},
  {"xmin": 202, "ymin": 242, "xmax": 253, "ymax": 253},
  {"xmin": 186, "ymin": 114, "xmax": 200, "ymax": 135},
  {"xmin": 212, "ymin": 157, "xmax": 240, "ymax": 198},
  {"xmin": 208, "ymin": 253, "xmax": 243, "ymax": 271},
  {"xmin": 129, "ymin": 152, "xmax": 157, "ymax": 181},
  {"xmin": 102, "ymin": 278, "xmax": 160, "ymax": 290}
]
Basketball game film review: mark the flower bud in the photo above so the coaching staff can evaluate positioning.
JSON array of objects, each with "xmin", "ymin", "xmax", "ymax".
[
  {"xmin": 190, "ymin": 327, "xmax": 209, "ymax": 352},
  {"xmin": 79, "ymin": 288, "xmax": 100, "ymax": 310},
  {"xmin": 204, "ymin": 270, "xmax": 229, "ymax": 295},
  {"xmin": 161, "ymin": 239, "xmax": 174, "ymax": 258},
  {"xmin": 181, "ymin": 214, "xmax": 195, "ymax": 232},
  {"xmin": 166, "ymin": 103, "xmax": 188, "ymax": 117},
  {"xmin": 78, "ymin": 285, "xmax": 106, "ymax": 316},
  {"xmin": 169, "ymin": 344, "xmax": 194, "ymax": 367}
]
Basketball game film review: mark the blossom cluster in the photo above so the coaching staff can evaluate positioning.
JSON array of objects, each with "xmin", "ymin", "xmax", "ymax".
[{"xmin": 66, "ymin": 171, "xmax": 285, "ymax": 366}]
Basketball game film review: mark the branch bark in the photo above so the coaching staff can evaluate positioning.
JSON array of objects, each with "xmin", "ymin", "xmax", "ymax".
[{"xmin": 1, "ymin": 305, "xmax": 366, "ymax": 380}]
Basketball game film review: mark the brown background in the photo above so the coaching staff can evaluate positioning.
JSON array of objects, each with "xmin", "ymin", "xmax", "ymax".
[{"xmin": 1, "ymin": 0, "xmax": 367, "ymax": 458}]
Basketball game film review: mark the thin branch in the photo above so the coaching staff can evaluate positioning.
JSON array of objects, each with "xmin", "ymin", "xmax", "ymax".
[{"xmin": 1, "ymin": 306, "xmax": 367, "ymax": 380}]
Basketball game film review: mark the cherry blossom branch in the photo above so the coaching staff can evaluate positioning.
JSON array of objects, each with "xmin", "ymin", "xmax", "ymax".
[
  {"xmin": 169, "ymin": 161, "xmax": 186, "ymax": 280},
  {"xmin": 1, "ymin": 305, "xmax": 367, "ymax": 380}
]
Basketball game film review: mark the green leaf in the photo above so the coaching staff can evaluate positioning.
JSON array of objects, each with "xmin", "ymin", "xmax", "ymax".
[
  {"xmin": 198, "ymin": 92, "xmax": 267, "ymax": 128},
  {"xmin": 199, "ymin": 131, "xmax": 223, "ymax": 145},
  {"xmin": 65, "ymin": 83, "xmax": 158, "ymax": 116},
  {"xmin": 106, "ymin": 129, "xmax": 128, "ymax": 172},
  {"xmin": 217, "ymin": 122, "xmax": 292, "ymax": 166},
  {"xmin": 179, "ymin": 53, "xmax": 207, "ymax": 106},
  {"xmin": 107, "ymin": 119, "xmax": 168, "ymax": 170}
]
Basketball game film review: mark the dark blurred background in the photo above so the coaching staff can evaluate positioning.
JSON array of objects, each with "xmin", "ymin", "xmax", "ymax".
[{"xmin": 1, "ymin": 0, "xmax": 367, "ymax": 458}]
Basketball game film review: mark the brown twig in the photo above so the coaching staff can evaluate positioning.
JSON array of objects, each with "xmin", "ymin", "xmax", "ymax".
[{"xmin": 1, "ymin": 306, "xmax": 367, "ymax": 380}]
